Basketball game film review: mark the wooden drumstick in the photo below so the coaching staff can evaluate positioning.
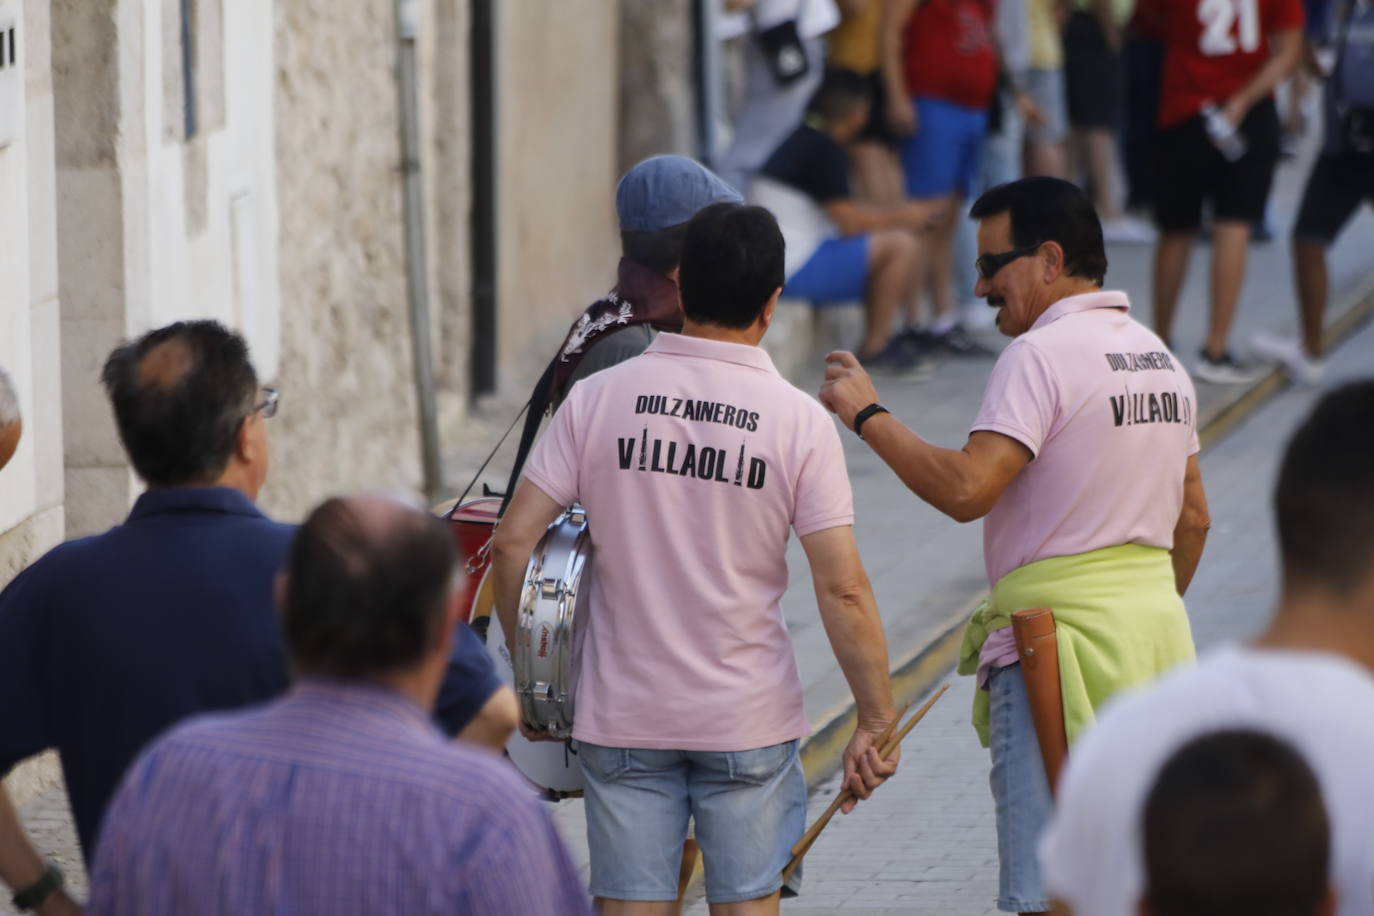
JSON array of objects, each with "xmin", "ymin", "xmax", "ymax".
[{"xmin": 782, "ymin": 684, "xmax": 949, "ymax": 882}]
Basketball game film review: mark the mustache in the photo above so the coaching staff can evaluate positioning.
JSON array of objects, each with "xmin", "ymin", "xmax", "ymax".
[{"xmin": 985, "ymin": 295, "xmax": 1006, "ymax": 308}]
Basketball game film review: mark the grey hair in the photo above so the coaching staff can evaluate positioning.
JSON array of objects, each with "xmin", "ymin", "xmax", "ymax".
[{"xmin": 0, "ymin": 368, "xmax": 19, "ymax": 427}]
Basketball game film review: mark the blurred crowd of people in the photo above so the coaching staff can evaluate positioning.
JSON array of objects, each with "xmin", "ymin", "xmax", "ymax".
[{"xmin": 717, "ymin": 0, "xmax": 1372, "ymax": 385}]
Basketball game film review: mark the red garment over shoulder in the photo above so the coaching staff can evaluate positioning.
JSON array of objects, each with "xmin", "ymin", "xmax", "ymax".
[
  {"xmin": 903, "ymin": 0, "xmax": 1000, "ymax": 110},
  {"xmin": 1143, "ymin": 0, "xmax": 1304, "ymax": 126}
]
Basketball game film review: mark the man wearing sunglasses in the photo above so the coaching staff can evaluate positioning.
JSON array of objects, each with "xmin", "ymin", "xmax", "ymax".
[{"xmin": 820, "ymin": 177, "xmax": 1210, "ymax": 915}]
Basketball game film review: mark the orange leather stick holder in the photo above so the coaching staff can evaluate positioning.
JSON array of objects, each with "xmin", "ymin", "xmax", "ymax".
[{"xmin": 1011, "ymin": 607, "xmax": 1068, "ymax": 796}]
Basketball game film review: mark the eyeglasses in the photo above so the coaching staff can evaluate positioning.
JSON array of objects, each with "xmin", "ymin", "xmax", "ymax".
[
  {"xmin": 253, "ymin": 387, "xmax": 280, "ymax": 419},
  {"xmin": 975, "ymin": 243, "xmax": 1042, "ymax": 281}
]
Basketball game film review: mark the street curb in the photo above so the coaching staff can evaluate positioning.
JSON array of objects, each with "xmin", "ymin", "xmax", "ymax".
[{"xmin": 794, "ymin": 274, "xmax": 1374, "ymax": 793}]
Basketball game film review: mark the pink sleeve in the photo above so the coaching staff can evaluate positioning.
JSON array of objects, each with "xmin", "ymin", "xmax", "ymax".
[
  {"xmin": 970, "ymin": 339, "xmax": 1059, "ymax": 457},
  {"xmin": 792, "ymin": 409, "xmax": 855, "ymax": 537},
  {"xmin": 522, "ymin": 393, "xmax": 581, "ymax": 508}
]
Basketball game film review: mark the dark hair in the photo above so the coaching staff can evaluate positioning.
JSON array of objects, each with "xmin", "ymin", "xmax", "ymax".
[
  {"xmin": 1142, "ymin": 729, "xmax": 1330, "ymax": 916},
  {"xmin": 678, "ymin": 203, "xmax": 785, "ymax": 329},
  {"xmin": 807, "ymin": 68, "xmax": 873, "ymax": 124},
  {"xmin": 283, "ymin": 496, "xmax": 457, "ymax": 679},
  {"xmin": 621, "ymin": 224, "xmax": 690, "ymax": 274},
  {"xmin": 100, "ymin": 320, "xmax": 258, "ymax": 487},
  {"xmin": 969, "ymin": 177, "xmax": 1108, "ymax": 285},
  {"xmin": 1275, "ymin": 379, "xmax": 1374, "ymax": 593}
]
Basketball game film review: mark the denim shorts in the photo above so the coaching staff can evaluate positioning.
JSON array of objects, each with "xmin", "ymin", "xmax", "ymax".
[
  {"xmin": 784, "ymin": 235, "xmax": 870, "ymax": 304},
  {"xmin": 987, "ymin": 664, "xmax": 1053, "ymax": 913},
  {"xmin": 579, "ymin": 739, "xmax": 807, "ymax": 904}
]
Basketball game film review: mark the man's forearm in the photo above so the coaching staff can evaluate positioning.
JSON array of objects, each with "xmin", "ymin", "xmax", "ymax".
[
  {"xmin": 859, "ymin": 413, "xmax": 988, "ymax": 521},
  {"xmin": 1171, "ymin": 525, "xmax": 1207, "ymax": 596},
  {"xmin": 491, "ymin": 544, "xmax": 525, "ymax": 652},
  {"xmin": 816, "ymin": 589, "xmax": 896, "ymax": 729},
  {"xmin": 0, "ymin": 785, "xmax": 49, "ymax": 896},
  {"xmin": 1229, "ymin": 30, "xmax": 1302, "ymax": 113}
]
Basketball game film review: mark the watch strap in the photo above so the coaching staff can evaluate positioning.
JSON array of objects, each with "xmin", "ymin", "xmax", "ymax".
[
  {"xmin": 852, "ymin": 403, "xmax": 890, "ymax": 439},
  {"xmin": 12, "ymin": 863, "xmax": 63, "ymax": 912}
]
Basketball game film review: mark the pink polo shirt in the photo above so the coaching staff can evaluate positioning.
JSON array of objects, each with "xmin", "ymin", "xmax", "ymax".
[
  {"xmin": 972, "ymin": 290, "xmax": 1199, "ymax": 587},
  {"xmin": 522, "ymin": 333, "xmax": 853, "ymax": 751}
]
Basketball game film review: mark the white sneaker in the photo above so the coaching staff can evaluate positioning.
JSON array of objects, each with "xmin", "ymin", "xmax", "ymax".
[
  {"xmin": 1250, "ymin": 331, "xmax": 1326, "ymax": 385},
  {"xmin": 1101, "ymin": 216, "xmax": 1157, "ymax": 245},
  {"xmin": 1194, "ymin": 350, "xmax": 1267, "ymax": 384}
]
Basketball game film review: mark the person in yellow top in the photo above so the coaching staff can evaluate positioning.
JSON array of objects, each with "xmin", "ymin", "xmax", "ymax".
[
  {"xmin": 827, "ymin": 1, "xmax": 908, "ymax": 205},
  {"xmin": 1024, "ymin": 0, "xmax": 1070, "ymax": 177}
]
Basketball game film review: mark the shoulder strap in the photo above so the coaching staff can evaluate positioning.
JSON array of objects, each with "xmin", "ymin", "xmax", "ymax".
[{"xmin": 499, "ymin": 356, "xmax": 558, "ymax": 517}]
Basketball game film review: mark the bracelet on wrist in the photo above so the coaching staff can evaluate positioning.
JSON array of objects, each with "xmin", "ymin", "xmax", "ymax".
[
  {"xmin": 12, "ymin": 863, "xmax": 63, "ymax": 912},
  {"xmin": 852, "ymin": 403, "xmax": 890, "ymax": 440}
]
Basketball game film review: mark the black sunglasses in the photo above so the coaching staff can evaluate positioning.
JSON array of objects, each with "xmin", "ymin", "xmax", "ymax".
[{"xmin": 975, "ymin": 243, "xmax": 1042, "ymax": 281}]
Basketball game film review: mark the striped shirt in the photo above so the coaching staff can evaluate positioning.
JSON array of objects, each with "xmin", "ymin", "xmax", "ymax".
[{"xmin": 86, "ymin": 680, "xmax": 593, "ymax": 916}]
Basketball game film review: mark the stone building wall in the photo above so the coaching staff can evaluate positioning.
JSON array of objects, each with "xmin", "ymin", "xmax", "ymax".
[
  {"xmin": 618, "ymin": 0, "xmax": 697, "ymax": 172},
  {"xmin": 0, "ymin": 0, "xmax": 65, "ymax": 805},
  {"xmin": 260, "ymin": 0, "xmax": 424, "ymax": 519},
  {"xmin": 495, "ymin": 2, "xmax": 622, "ymax": 380}
]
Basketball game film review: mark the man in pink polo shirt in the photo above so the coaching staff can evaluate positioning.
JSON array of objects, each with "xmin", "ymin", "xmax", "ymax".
[
  {"xmin": 820, "ymin": 177, "xmax": 1211, "ymax": 915},
  {"xmin": 493, "ymin": 202, "xmax": 899, "ymax": 916}
]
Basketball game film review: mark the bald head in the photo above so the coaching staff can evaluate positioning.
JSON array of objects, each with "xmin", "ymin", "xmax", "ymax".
[
  {"xmin": 283, "ymin": 493, "xmax": 458, "ymax": 679},
  {"xmin": 0, "ymin": 367, "xmax": 20, "ymax": 471}
]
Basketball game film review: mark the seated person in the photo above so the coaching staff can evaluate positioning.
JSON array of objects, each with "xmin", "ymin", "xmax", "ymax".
[{"xmin": 751, "ymin": 68, "xmax": 942, "ymax": 377}]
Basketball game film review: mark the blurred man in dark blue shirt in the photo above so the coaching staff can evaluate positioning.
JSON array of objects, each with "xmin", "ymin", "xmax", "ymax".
[{"xmin": 0, "ymin": 321, "xmax": 510, "ymax": 914}]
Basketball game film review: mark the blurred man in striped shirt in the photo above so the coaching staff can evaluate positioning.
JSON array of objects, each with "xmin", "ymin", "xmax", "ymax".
[{"xmin": 85, "ymin": 493, "xmax": 592, "ymax": 916}]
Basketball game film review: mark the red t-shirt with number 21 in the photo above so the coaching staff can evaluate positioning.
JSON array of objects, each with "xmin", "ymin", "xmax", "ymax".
[{"xmin": 1137, "ymin": 0, "xmax": 1304, "ymax": 127}]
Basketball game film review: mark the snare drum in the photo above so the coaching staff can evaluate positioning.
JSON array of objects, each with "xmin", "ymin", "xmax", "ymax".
[
  {"xmin": 486, "ymin": 610, "xmax": 584, "ymax": 799},
  {"xmin": 514, "ymin": 507, "xmax": 592, "ymax": 739}
]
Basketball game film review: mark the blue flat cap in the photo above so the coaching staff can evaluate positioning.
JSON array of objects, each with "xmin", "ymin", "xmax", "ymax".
[{"xmin": 615, "ymin": 155, "xmax": 744, "ymax": 232}]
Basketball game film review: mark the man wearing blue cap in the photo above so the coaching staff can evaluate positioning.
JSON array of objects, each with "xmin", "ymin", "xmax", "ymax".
[{"xmin": 546, "ymin": 155, "xmax": 744, "ymax": 409}]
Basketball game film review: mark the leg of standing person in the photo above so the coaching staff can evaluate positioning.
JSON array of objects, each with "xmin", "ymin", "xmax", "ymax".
[
  {"xmin": 1152, "ymin": 232, "xmax": 1194, "ymax": 348},
  {"xmin": 1197, "ymin": 99, "xmax": 1281, "ymax": 379},
  {"xmin": 1065, "ymin": 10, "xmax": 1152, "ymax": 242},
  {"xmin": 988, "ymin": 665, "xmax": 1054, "ymax": 914},
  {"xmin": 1150, "ymin": 115, "xmax": 1209, "ymax": 350},
  {"xmin": 1122, "ymin": 34, "xmax": 1163, "ymax": 213},
  {"xmin": 1204, "ymin": 220, "xmax": 1252, "ymax": 361},
  {"xmin": 1254, "ymin": 151, "xmax": 1373, "ymax": 382},
  {"xmin": 900, "ymin": 96, "xmax": 995, "ymax": 356},
  {"xmin": 958, "ymin": 89, "xmax": 1025, "ymax": 328},
  {"xmin": 718, "ymin": 37, "xmax": 827, "ymax": 193},
  {"xmin": 897, "ymin": 96, "xmax": 957, "ymax": 333},
  {"xmin": 1023, "ymin": 68, "xmax": 1068, "ymax": 178}
]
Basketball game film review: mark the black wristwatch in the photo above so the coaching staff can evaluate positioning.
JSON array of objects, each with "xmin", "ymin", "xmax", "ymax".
[
  {"xmin": 11, "ymin": 863, "xmax": 63, "ymax": 912},
  {"xmin": 852, "ymin": 403, "xmax": 890, "ymax": 440}
]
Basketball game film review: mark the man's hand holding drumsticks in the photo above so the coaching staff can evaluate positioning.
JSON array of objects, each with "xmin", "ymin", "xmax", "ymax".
[{"xmin": 840, "ymin": 717, "xmax": 901, "ymax": 814}]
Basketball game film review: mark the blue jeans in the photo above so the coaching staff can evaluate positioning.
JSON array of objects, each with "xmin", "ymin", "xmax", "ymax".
[
  {"xmin": 988, "ymin": 664, "xmax": 1053, "ymax": 913},
  {"xmin": 580, "ymin": 740, "xmax": 807, "ymax": 904}
]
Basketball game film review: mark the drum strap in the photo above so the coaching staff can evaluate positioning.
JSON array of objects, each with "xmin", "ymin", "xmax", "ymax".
[{"xmin": 499, "ymin": 358, "xmax": 557, "ymax": 517}]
